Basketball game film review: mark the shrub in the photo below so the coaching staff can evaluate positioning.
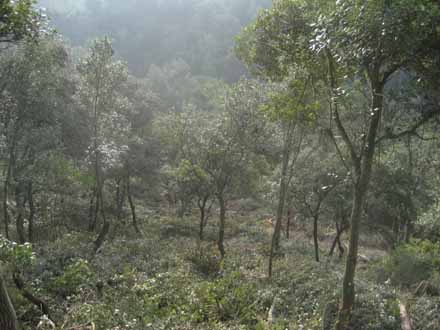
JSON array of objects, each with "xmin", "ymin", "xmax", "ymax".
[
  {"xmin": 134, "ymin": 271, "xmax": 193, "ymax": 323},
  {"xmin": 380, "ymin": 240, "xmax": 440, "ymax": 288},
  {"xmin": 186, "ymin": 244, "xmax": 223, "ymax": 277},
  {"xmin": 351, "ymin": 282, "xmax": 400, "ymax": 330},
  {"xmin": 192, "ymin": 271, "xmax": 260, "ymax": 325},
  {"xmin": 51, "ymin": 259, "xmax": 94, "ymax": 296},
  {"xmin": 410, "ymin": 296, "xmax": 440, "ymax": 330}
]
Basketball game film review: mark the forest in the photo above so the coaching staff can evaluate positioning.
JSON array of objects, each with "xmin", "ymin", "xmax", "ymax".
[{"xmin": 0, "ymin": 0, "xmax": 440, "ymax": 329}]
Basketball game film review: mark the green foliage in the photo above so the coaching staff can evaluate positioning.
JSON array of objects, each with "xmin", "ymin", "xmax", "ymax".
[
  {"xmin": 261, "ymin": 76, "xmax": 320, "ymax": 124},
  {"xmin": 134, "ymin": 271, "xmax": 194, "ymax": 324},
  {"xmin": 235, "ymin": 0, "xmax": 318, "ymax": 80},
  {"xmin": 0, "ymin": 236, "xmax": 35, "ymax": 268},
  {"xmin": 416, "ymin": 198, "xmax": 440, "ymax": 242},
  {"xmin": 50, "ymin": 259, "xmax": 94, "ymax": 295},
  {"xmin": 379, "ymin": 240, "xmax": 440, "ymax": 288},
  {"xmin": 410, "ymin": 296, "xmax": 440, "ymax": 330},
  {"xmin": 0, "ymin": 0, "xmax": 42, "ymax": 43},
  {"xmin": 187, "ymin": 245, "xmax": 223, "ymax": 278},
  {"xmin": 192, "ymin": 271, "xmax": 260, "ymax": 324},
  {"xmin": 351, "ymin": 282, "xmax": 400, "ymax": 330}
]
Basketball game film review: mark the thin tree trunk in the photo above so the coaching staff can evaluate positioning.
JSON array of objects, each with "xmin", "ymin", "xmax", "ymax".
[
  {"xmin": 126, "ymin": 175, "xmax": 140, "ymax": 235},
  {"xmin": 3, "ymin": 171, "xmax": 11, "ymax": 239},
  {"xmin": 313, "ymin": 215, "xmax": 319, "ymax": 262},
  {"xmin": 286, "ymin": 208, "xmax": 292, "ymax": 239},
  {"xmin": 2, "ymin": 129, "xmax": 17, "ymax": 240},
  {"xmin": 27, "ymin": 182, "xmax": 35, "ymax": 242},
  {"xmin": 115, "ymin": 178, "xmax": 126, "ymax": 224},
  {"xmin": 93, "ymin": 221, "xmax": 110, "ymax": 253},
  {"xmin": 337, "ymin": 234, "xmax": 345, "ymax": 258},
  {"xmin": 0, "ymin": 273, "xmax": 17, "ymax": 330},
  {"xmin": 329, "ymin": 221, "xmax": 347, "ymax": 258},
  {"xmin": 273, "ymin": 144, "xmax": 290, "ymax": 251},
  {"xmin": 199, "ymin": 201, "xmax": 206, "ymax": 241},
  {"xmin": 87, "ymin": 188, "xmax": 96, "ymax": 231},
  {"xmin": 115, "ymin": 178, "xmax": 122, "ymax": 223},
  {"xmin": 2, "ymin": 161, "xmax": 11, "ymax": 239},
  {"xmin": 15, "ymin": 184, "xmax": 26, "ymax": 244},
  {"xmin": 217, "ymin": 194, "xmax": 226, "ymax": 258},
  {"xmin": 198, "ymin": 195, "xmax": 210, "ymax": 241},
  {"xmin": 94, "ymin": 182, "xmax": 109, "ymax": 249},
  {"xmin": 91, "ymin": 188, "xmax": 100, "ymax": 232},
  {"xmin": 268, "ymin": 137, "xmax": 290, "ymax": 279},
  {"xmin": 329, "ymin": 234, "xmax": 338, "ymax": 258}
]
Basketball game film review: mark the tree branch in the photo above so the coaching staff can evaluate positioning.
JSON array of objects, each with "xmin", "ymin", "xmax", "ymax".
[
  {"xmin": 376, "ymin": 108, "xmax": 440, "ymax": 145},
  {"xmin": 325, "ymin": 48, "xmax": 360, "ymax": 171}
]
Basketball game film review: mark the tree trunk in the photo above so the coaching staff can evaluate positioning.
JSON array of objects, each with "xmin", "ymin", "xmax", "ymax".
[
  {"xmin": 273, "ymin": 148, "xmax": 289, "ymax": 251},
  {"xmin": 217, "ymin": 194, "xmax": 226, "ymax": 259},
  {"xmin": 90, "ymin": 188, "xmax": 100, "ymax": 232},
  {"xmin": 13, "ymin": 272, "xmax": 51, "ymax": 318},
  {"xmin": 286, "ymin": 208, "xmax": 292, "ymax": 239},
  {"xmin": 336, "ymin": 81, "xmax": 383, "ymax": 330},
  {"xmin": 329, "ymin": 221, "xmax": 347, "ymax": 258},
  {"xmin": 268, "ymin": 138, "xmax": 290, "ymax": 278},
  {"xmin": 329, "ymin": 234, "xmax": 338, "ymax": 258},
  {"xmin": 199, "ymin": 205, "xmax": 205, "ymax": 241},
  {"xmin": 15, "ymin": 184, "xmax": 26, "ymax": 244},
  {"xmin": 27, "ymin": 182, "xmax": 35, "ymax": 242},
  {"xmin": 2, "ymin": 160, "xmax": 12, "ymax": 239},
  {"xmin": 94, "ymin": 221, "xmax": 110, "ymax": 253},
  {"xmin": 0, "ymin": 274, "xmax": 17, "ymax": 330},
  {"xmin": 93, "ymin": 185, "xmax": 109, "ymax": 252},
  {"xmin": 198, "ymin": 197, "xmax": 207, "ymax": 241},
  {"xmin": 313, "ymin": 215, "xmax": 319, "ymax": 262},
  {"xmin": 126, "ymin": 175, "xmax": 141, "ymax": 235},
  {"xmin": 115, "ymin": 178, "xmax": 122, "ymax": 223},
  {"xmin": 336, "ymin": 182, "xmax": 365, "ymax": 329},
  {"xmin": 87, "ymin": 188, "xmax": 96, "ymax": 231}
]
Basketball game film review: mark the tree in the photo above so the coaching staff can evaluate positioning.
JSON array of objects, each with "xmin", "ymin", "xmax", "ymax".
[
  {"xmin": 0, "ymin": 0, "xmax": 42, "ymax": 45},
  {"xmin": 0, "ymin": 273, "xmax": 16, "ymax": 330},
  {"xmin": 76, "ymin": 37, "xmax": 129, "ymax": 252},
  {"xmin": 0, "ymin": 2, "xmax": 49, "ymax": 326},
  {"xmin": 262, "ymin": 76, "xmax": 317, "ymax": 278},
  {"xmin": 155, "ymin": 109, "xmax": 217, "ymax": 222},
  {"xmin": 0, "ymin": 36, "xmax": 71, "ymax": 243},
  {"xmin": 205, "ymin": 80, "xmax": 269, "ymax": 258},
  {"xmin": 290, "ymin": 158, "xmax": 342, "ymax": 262},
  {"xmin": 237, "ymin": 0, "xmax": 440, "ymax": 327}
]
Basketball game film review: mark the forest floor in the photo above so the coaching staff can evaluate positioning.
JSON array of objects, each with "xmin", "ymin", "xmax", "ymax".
[{"xmin": 9, "ymin": 208, "xmax": 440, "ymax": 330}]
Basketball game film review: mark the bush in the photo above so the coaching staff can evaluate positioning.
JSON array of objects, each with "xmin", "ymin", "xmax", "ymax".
[
  {"xmin": 351, "ymin": 282, "xmax": 400, "ymax": 330},
  {"xmin": 50, "ymin": 259, "xmax": 94, "ymax": 296},
  {"xmin": 186, "ymin": 244, "xmax": 223, "ymax": 277},
  {"xmin": 192, "ymin": 271, "xmax": 261, "ymax": 325},
  {"xmin": 409, "ymin": 296, "xmax": 440, "ymax": 330},
  {"xmin": 134, "ymin": 271, "xmax": 194, "ymax": 323},
  {"xmin": 380, "ymin": 240, "xmax": 440, "ymax": 288}
]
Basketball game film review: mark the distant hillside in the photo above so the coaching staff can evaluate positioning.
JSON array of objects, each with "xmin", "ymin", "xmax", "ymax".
[{"xmin": 38, "ymin": 0, "xmax": 270, "ymax": 80}]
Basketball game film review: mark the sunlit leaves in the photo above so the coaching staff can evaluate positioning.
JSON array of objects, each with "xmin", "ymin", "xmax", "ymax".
[
  {"xmin": 0, "ymin": 0, "xmax": 43, "ymax": 43},
  {"xmin": 0, "ymin": 236, "xmax": 35, "ymax": 268},
  {"xmin": 77, "ymin": 37, "xmax": 131, "ymax": 171}
]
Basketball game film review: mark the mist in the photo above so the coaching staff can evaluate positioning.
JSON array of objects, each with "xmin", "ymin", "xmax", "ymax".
[
  {"xmin": 38, "ymin": 0, "xmax": 271, "ymax": 79},
  {"xmin": 1, "ymin": 1, "xmax": 440, "ymax": 329}
]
